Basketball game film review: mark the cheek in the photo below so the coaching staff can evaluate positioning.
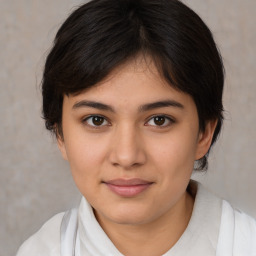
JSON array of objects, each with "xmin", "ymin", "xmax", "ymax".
[
  {"xmin": 63, "ymin": 138, "xmax": 106, "ymax": 198},
  {"xmin": 148, "ymin": 131, "xmax": 198, "ymax": 175},
  {"xmin": 64, "ymin": 134, "xmax": 108, "ymax": 180}
]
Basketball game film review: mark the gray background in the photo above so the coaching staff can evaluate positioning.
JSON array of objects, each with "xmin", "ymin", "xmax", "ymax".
[{"xmin": 0, "ymin": 1, "xmax": 255, "ymax": 255}]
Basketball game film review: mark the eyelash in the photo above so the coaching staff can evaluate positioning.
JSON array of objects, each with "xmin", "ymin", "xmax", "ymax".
[
  {"xmin": 82, "ymin": 115, "xmax": 110, "ymax": 129},
  {"xmin": 82, "ymin": 115, "xmax": 175, "ymax": 129},
  {"xmin": 145, "ymin": 115, "xmax": 175, "ymax": 128}
]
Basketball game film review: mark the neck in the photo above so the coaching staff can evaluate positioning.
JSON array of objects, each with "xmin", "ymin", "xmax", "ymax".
[{"xmin": 95, "ymin": 191, "xmax": 194, "ymax": 256}]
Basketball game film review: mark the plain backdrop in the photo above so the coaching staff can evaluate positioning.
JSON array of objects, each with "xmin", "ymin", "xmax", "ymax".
[{"xmin": 0, "ymin": 1, "xmax": 255, "ymax": 255}]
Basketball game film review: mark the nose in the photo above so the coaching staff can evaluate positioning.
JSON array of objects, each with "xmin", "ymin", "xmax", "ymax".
[{"xmin": 109, "ymin": 124, "xmax": 146, "ymax": 169}]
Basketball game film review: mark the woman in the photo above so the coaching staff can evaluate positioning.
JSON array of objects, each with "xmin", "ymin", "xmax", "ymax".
[{"xmin": 17, "ymin": 0, "xmax": 256, "ymax": 255}]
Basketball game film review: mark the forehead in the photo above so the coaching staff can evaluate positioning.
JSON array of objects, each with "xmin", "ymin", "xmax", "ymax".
[{"xmin": 63, "ymin": 57, "xmax": 195, "ymax": 112}]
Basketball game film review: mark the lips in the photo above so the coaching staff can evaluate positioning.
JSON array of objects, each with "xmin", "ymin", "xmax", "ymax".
[{"xmin": 103, "ymin": 178, "xmax": 153, "ymax": 197}]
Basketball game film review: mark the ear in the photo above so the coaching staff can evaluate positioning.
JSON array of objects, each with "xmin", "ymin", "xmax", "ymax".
[
  {"xmin": 195, "ymin": 120, "xmax": 218, "ymax": 160},
  {"xmin": 57, "ymin": 134, "xmax": 68, "ymax": 161}
]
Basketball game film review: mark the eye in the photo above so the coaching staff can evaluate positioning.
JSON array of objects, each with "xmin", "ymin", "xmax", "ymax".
[
  {"xmin": 83, "ymin": 115, "xmax": 110, "ymax": 127},
  {"xmin": 146, "ymin": 115, "xmax": 174, "ymax": 127}
]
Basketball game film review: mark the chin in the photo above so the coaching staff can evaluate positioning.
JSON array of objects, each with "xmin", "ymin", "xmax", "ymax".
[{"xmin": 104, "ymin": 205, "xmax": 157, "ymax": 226}]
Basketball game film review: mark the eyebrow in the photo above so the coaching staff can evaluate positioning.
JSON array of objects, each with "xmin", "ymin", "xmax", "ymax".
[
  {"xmin": 139, "ymin": 100, "xmax": 184, "ymax": 112},
  {"xmin": 72, "ymin": 99, "xmax": 184, "ymax": 112},
  {"xmin": 72, "ymin": 101, "xmax": 115, "ymax": 112}
]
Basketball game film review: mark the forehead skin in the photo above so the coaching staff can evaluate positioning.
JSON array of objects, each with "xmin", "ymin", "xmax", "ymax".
[{"xmin": 63, "ymin": 56, "xmax": 197, "ymax": 123}]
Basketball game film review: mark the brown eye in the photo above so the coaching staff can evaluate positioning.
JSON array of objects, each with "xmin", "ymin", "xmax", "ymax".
[
  {"xmin": 84, "ymin": 115, "xmax": 109, "ymax": 127},
  {"xmin": 92, "ymin": 116, "xmax": 104, "ymax": 126},
  {"xmin": 146, "ymin": 115, "xmax": 174, "ymax": 127},
  {"xmin": 154, "ymin": 116, "xmax": 166, "ymax": 126}
]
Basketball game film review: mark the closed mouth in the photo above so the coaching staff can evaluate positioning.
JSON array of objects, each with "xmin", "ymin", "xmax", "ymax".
[{"xmin": 103, "ymin": 178, "xmax": 154, "ymax": 197}]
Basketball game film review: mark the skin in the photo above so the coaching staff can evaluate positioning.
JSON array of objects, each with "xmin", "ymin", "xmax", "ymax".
[{"xmin": 58, "ymin": 57, "xmax": 217, "ymax": 255}]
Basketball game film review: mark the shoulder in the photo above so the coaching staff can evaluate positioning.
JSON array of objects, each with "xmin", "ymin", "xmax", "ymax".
[
  {"xmin": 233, "ymin": 205, "xmax": 256, "ymax": 255},
  {"xmin": 16, "ymin": 212, "xmax": 65, "ymax": 256},
  {"xmin": 217, "ymin": 200, "xmax": 256, "ymax": 256},
  {"xmin": 222, "ymin": 200, "xmax": 256, "ymax": 235}
]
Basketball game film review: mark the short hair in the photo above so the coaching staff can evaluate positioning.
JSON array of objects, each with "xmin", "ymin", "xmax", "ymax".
[{"xmin": 42, "ymin": 0, "xmax": 225, "ymax": 170}]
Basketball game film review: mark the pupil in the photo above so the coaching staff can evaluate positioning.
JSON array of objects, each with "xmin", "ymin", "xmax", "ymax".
[
  {"xmin": 154, "ymin": 116, "xmax": 165, "ymax": 126},
  {"xmin": 93, "ymin": 116, "xmax": 104, "ymax": 126}
]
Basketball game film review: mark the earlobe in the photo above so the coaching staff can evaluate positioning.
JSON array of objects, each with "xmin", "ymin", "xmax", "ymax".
[
  {"xmin": 57, "ymin": 135, "xmax": 68, "ymax": 161},
  {"xmin": 195, "ymin": 120, "xmax": 218, "ymax": 160}
]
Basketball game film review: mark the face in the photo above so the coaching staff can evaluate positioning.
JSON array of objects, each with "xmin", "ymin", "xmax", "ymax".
[{"xmin": 58, "ymin": 58, "xmax": 215, "ymax": 227}]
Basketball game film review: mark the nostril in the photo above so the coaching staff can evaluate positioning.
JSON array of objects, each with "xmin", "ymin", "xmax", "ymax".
[{"xmin": 109, "ymin": 147, "xmax": 147, "ymax": 169}]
